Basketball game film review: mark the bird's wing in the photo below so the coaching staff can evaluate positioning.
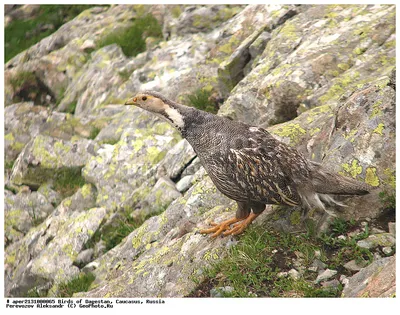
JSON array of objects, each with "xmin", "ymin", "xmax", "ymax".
[{"xmin": 223, "ymin": 127, "xmax": 309, "ymax": 206}]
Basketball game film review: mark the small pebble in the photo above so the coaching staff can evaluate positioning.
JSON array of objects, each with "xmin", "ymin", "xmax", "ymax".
[
  {"xmin": 277, "ymin": 271, "xmax": 288, "ymax": 278},
  {"xmin": 288, "ymin": 269, "xmax": 300, "ymax": 280},
  {"xmin": 210, "ymin": 286, "xmax": 234, "ymax": 297},
  {"xmin": 338, "ymin": 235, "xmax": 346, "ymax": 240},
  {"xmin": 315, "ymin": 269, "xmax": 337, "ymax": 284},
  {"xmin": 382, "ymin": 247, "xmax": 393, "ymax": 255}
]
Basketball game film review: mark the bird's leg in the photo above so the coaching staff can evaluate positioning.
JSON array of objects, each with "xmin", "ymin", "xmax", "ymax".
[
  {"xmin": 200, "ymin": 201, "xmax": 251, "ymax": 238},
  {"xmin": 199, "ymin": 217, "xmax": 244, "ymax": 238},
  {"xmin": 223, "ymin": 212, "xmax": 260, "ymax": 236}
]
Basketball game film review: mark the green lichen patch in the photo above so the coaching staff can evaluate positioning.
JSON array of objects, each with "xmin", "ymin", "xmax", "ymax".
[
  {"xmin": 365, "ymin": 167, "xmax": 380, "ymax": 187},
  {"xmin": 340, "ymin": 159, "xmax": 363, "ymax": 179},
  {"xmin": 373, "ymin": 123, "xmax": 385, "ymax": 135},
  {"xmin": 271, "ymin": 123, "xmax": 306, "ymax": 145},
  {"xmin": 383, "ymin": 169, "xmax": 395, "ymax": 189}
]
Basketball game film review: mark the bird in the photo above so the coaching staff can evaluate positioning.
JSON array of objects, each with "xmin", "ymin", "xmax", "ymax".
[{"xmin": 124, "ymin": 91, "xmax": 372, "ymax": 237}]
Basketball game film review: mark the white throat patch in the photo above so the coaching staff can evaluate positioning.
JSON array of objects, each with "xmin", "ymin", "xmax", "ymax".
[{"xmin": 165, "ymin": 106, "xmax": 185, "ymax": 129}]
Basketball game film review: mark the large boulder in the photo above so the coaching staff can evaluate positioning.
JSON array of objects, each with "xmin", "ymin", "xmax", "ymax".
[
  {"xmin": 4, "ymin": 185, "xmax": 101, "ymax": 297},
  {"xmin": 10, "ymin": 135, "xmax": 97, "ymax": 189},
  {"xmin": 342, "ymin": 255, "xmax": 395, "ymax": 297},
  {"xmin": 218, "ymin": 5, "xmax": 395, "ymax": 127}
]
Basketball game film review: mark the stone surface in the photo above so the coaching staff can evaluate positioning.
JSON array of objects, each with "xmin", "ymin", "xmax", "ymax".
[
  {"xmin": 388, "ymin": 222, "xmax": 395, "ymax": 235},
  {"xmin": 343, "ymin": 260, "xmax": 365, "ymax": 272},
  {"xmin": 176, "ymin": 175, "xmax": 195, "ymax": 193},
  {"xmin": 4, "ymin": 190, "xmax": 55, "ymax": 245},
  {"xmin": 357, "ymin": 233, "xmax": 396, "ymax": 249},
  {"xmin": 5, "ymin": 185, "xmax": 101, "ymax": 296},
  {"xmin": 342, "ymin": 255, "xmax": 395, "ymax": 297},
  {"xmin": 10, "ymin": 135, "xmax": 97, "ymax": 188},
  {"xmin": 315, "ymin": 269, "xmax": 337, "ymax": 284},
  {"xmin": 74, "ymin": 249, "xmax": 95, "ymax": 267}
]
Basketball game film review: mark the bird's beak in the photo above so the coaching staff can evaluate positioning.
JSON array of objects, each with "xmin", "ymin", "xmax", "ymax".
[{"xmin": 125, "ymin": 97, "xmax": 137, "ymax": 105}]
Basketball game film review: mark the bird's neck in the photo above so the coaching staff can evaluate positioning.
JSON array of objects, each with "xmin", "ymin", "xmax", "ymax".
[{"xmin": 161, "ymin": 101, "xmax": 203, "ymax": 133}]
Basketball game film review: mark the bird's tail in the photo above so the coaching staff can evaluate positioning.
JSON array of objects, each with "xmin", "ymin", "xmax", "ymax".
[{"xmin": 309, "ymin": 161, "xmax": 372, "ymax": 195}]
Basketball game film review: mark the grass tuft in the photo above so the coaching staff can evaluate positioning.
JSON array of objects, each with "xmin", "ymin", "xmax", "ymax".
[
  {"xmin": 53, "ymin": 168, "xmax": 86, "ymax": 198},
  {"xmin": 98, "ymin": 14, "xmax": 162, "ymax": 57},
  {"xmin": 190, "ymin": 218, "xmax": 373, "ymax": 297},
  {"xmin": 5, "ymin": 5, "xmax": 99, "ymax": 62},
  {"xmin": 187, "ymin": 89, "xmax": 218, "ymax": 114},
  {"xmin": 56, "ymin": 272, "xmax": 95, "ymax": 297}
]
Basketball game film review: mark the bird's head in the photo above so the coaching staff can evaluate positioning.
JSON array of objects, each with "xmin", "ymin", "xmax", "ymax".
[
  {"xmin": 125, "ymin": 92, "xmax": 166, "ymax": 114},
  {"xmin": 125, "ymin": 91, "xmax": 185, "ymax": 129}
]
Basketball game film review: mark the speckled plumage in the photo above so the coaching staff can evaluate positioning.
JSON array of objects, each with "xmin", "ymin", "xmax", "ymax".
[{"xmin": 125, "ymin": 91, "xmax": 372, "ymax": 236}]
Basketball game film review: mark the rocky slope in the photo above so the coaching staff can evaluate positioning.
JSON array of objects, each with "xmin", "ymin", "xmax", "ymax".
[{"xmin": 4, "ymin": 4, "xmax": 395, "ymax": 297}]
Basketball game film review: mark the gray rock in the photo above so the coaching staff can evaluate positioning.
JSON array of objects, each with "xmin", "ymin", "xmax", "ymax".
[
  {"xmin": 176, "ymin": 175, "xmax": 195, "ymax": 193},
  {"xmin": 382, "ymin": 247, "xmax": 393, "ymax": 255},
  {"xmin": 248, "ymin": 31, "xmax": 271, "ymax": 62},
  {"xmin": 159, "ymin": 139, "xmax": 196, "ymax": 179},
  {"xmin": 311, "ymin": 259, "xmax": 326, "ymax": 271},
  {"xmin": 315, "ymin": 269, "xmax": 337, "ymax": 284},
  {"xmin": 343, "ymin": 260, "xmax": 365, "ymax": 272},
  {"xmin": 140, "ymin": 177, "xmax": 182, "ymax": 215},
  {"xmin": 74, "ymin": 249, "xmax": 94, "ymax": 267},
  {"xmin": 4, "ymin": 185, "xmax": 99, "ymax": 296},
  {"xmin": 357, "ymin": 233, "xmax": 396, "ymax": 249},
  {"xmin": 10, "ymin": 135, "xmax": 97, "ymax": 188},
  {"xmin": 83, "ymin": 121, "xmax": 179, "ymax": 210},
  {"xmin": 37, "ymin": 182, "xmax": 62, "ymax": 207},
  {"xmin": 181, "ymin": 157, "xmax": 202, "ymax": 177},
  {"xmin": 321, "ymin": 279, "xmax": 340, "ymax": 289},
  {"xmin": 342, "ymin": 255, "xmax": 395, "ymax": 297},
  {"xmin": 218, "ymin": 26, "xmax": 269, "ymax": 97},
  {"xmin": 174, "ymin": 5, "xmax": 243, "ymax": 36},
  {"xmin": 210, "ymin": 286, "xmax": 234, "ymax": 297},
  {"xmin": 388, "ymin": 222, "xmax": 395, "ymax": 235},
  {"xmin": 277, "ymin": 271, "xmax": 288, "ymax": 278},
  {"xmin": 5, "ymin": 190, "xmax": 54, "ymax": 245}
]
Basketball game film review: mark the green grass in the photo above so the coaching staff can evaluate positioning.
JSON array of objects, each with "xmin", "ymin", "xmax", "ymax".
[
  {"xmin": 187, "ymin": 89, "xmax": 218, "ymax": 114},
  {"xmin": 56, "ymin": 272, "xmax": 95, "ymax": 297},
  {"xmin": 5, "ymin": 5, "xmax": 99, "ymax": 62},
  {"xmin": 53, "ymin": 168, "xmax": 86, "ymax": 198},
  {"xmin": 5, "ymin": 160, "xmax": 15, "ymax": 170},
  {"xmin": 190, "ymin": 218, "xmax": 373, "ymax": 297},
  {"xmin": 379, "ymin": 191, "xmax": 396, "ymax": 210},
  {"xmin": 98, "ymin": 14, "xmax": 163, "ymax": 57},
  {"xmin": 65, "ymin": 101, "xmax": 77, "ymax": 114},
  {"xmin": 88, "ymin": 126, "xmax": 101, "ymax": 140},
  {"xmin": 9, "ymin": 71, "xmax": 37, "ymax": 89}
]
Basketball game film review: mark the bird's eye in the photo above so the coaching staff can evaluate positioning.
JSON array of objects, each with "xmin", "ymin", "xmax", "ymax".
[{"xmin": 142, "ymin": 96, "xmax": 147, "ymax": 101}]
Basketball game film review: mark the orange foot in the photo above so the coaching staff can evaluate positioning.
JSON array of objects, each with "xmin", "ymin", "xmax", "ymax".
[
  {"xmin": 200, "ymin": 213, "xmax": 260, "ymax": 237},
  {"xmin": 223, "ymin": 213, "xmax": 260, "ymax": 236},
  {"xmin": 199, "ymin": 217, "xmax": 241, "ymax": 238}
]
